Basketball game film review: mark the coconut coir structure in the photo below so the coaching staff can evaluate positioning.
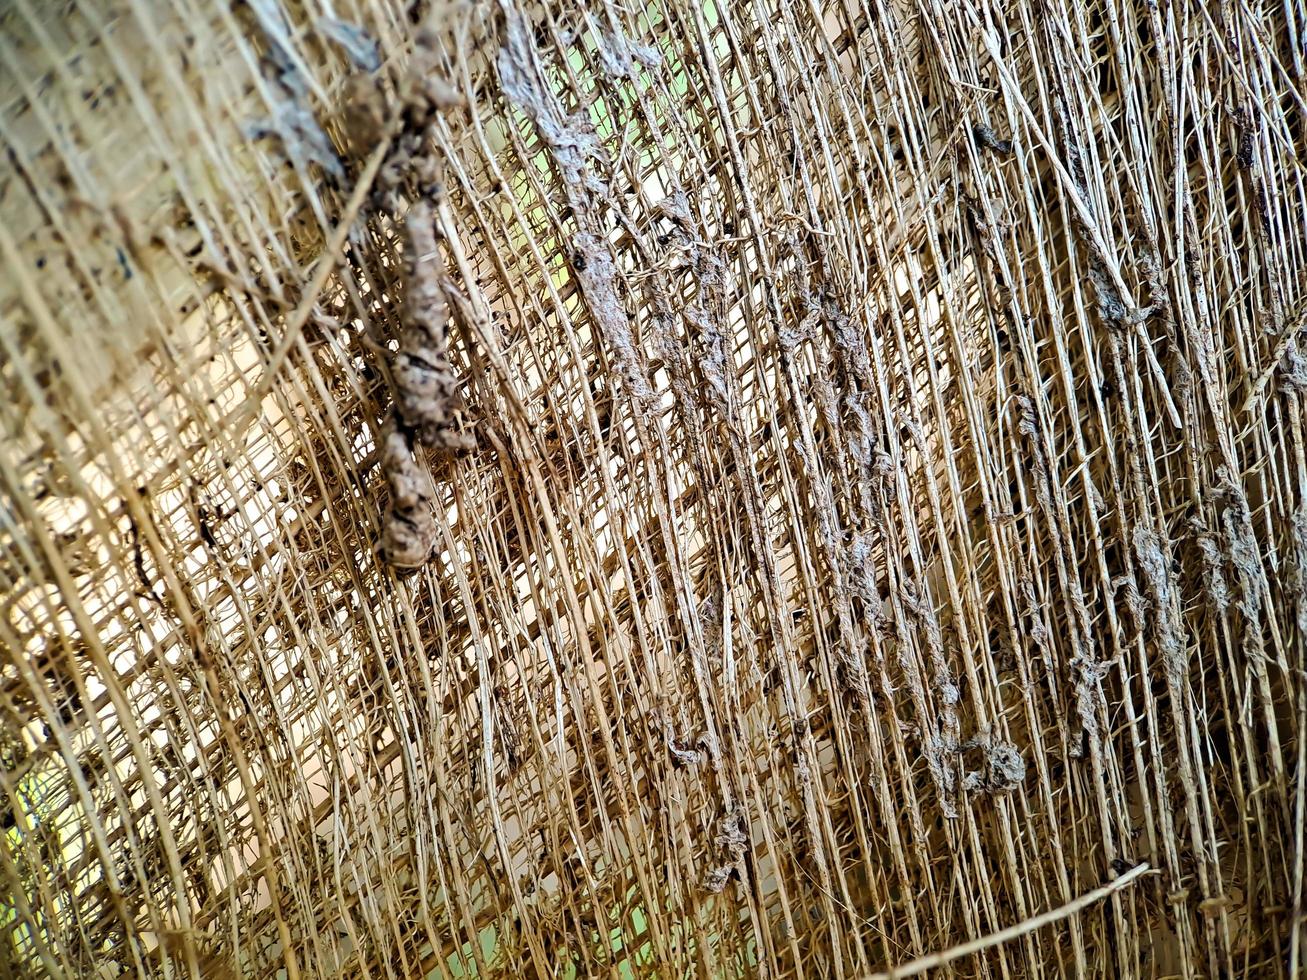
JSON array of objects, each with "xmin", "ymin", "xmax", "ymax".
[{"xmin": 1, "ymin": 0, "xmax": 1305, "ymax": 977}]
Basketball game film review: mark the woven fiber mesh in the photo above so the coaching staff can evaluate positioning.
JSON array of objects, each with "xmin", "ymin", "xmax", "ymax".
[{"xmin": 2, "ymin": 0, "xmax": 1305, "ymax": 976}]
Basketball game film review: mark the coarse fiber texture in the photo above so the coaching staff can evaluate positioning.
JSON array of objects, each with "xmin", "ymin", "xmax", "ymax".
[{"xmin": 1, "ymin": 0, "xmax": 1305, "ymax": 977}]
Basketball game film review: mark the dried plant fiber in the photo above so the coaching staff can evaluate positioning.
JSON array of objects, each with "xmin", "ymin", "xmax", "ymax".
[{"xmin": 1, "ymin": 0, "xmax": 1305, "ymax": 977}]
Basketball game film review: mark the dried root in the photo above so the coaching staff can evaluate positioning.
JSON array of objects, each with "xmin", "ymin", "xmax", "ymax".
[
  {"xmin": 378, "ymin": 203, "xmax": 475, "ymax": 569},
  {"xmin": 393, "ymin": 202, "xmax": 475, "ymax": 455},
  {"xmin": 961, "ymin": 732, "xmax": 1026, "ymax": 795},
  {"xmin": 354, "ymin": 23, "xmax": 476, "ymax": 570},
  {"xmin": 380, "ymin": 422, "xmax": 440, "ymax": 570},
  {"xmin": 701, "ymin": 806, "xmax": 748, "ymax": 893}
]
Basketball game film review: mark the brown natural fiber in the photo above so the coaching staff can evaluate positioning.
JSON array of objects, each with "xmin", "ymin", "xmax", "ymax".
[{"xmin": 2, "ymin": 0, "xmax": 1305, "ymax": 976}]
